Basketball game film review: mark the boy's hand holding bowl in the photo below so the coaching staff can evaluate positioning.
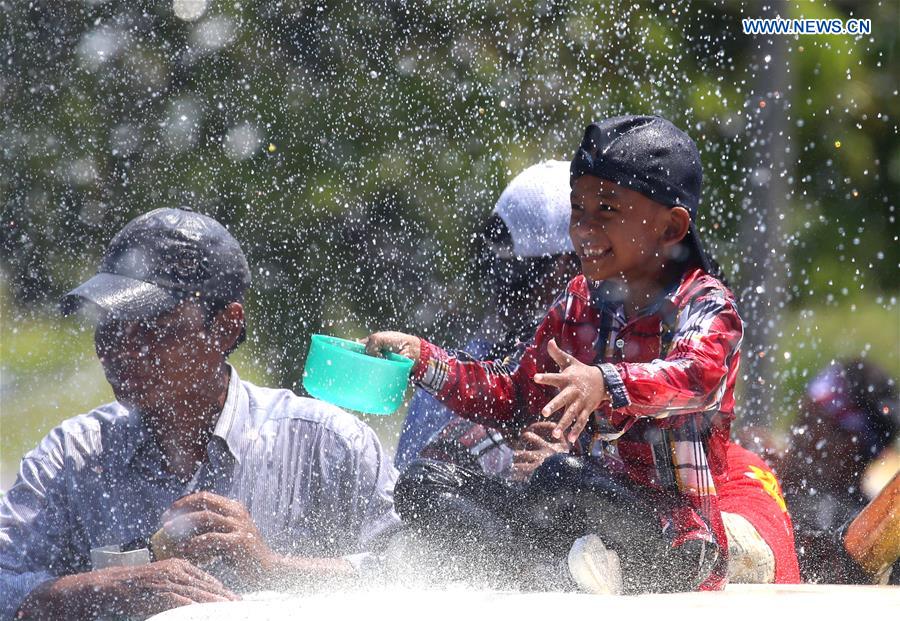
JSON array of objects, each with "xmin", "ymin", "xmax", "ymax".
[
  {"xmin": 364, "ymin": 331, "xmax": 422, "ymax": 363},
  {"xmin": 363, "ymin": 332, "xmax": 607, "ymax": 444}
]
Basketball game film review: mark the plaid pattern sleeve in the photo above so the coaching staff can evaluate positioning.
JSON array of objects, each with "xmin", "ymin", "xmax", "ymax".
[
  {"xmin": 414, "ymin": 339, "xmax": 455, "ymax": 394},
  {"xmin": 611, "ymin": 281, "xmax": 743, "ymax": 418},
  {"xmin": 411, "ymin": 290, "xmax": 571, "ymax": 427}
]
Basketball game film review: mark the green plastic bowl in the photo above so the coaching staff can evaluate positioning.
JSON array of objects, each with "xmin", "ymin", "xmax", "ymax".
[{"xmin": 302, "ymin": 334, "xmax": 414, "ymax": 415}]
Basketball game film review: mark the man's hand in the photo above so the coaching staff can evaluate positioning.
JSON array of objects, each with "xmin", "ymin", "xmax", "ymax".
[
  {"xmin": 158, "ymin": 492, "xmax": 358, "ymax": 589},
  {"xmin": 159, "ymin": 492, "xmax": 277, "ymax": 586},
  {"xmin": 508, "ymin": 421, "xmax": 570, "ymax": 482},
  {"xmin": 17, "ymin": 558, "xmax": 237, "ymax": 619},
  {"xmin": 533, "ymin": 338, "xmax": 608, "ymax": 444},
  {"xmin": 363, "ymin": 331, "xmax": 422, "ymax": 363}
]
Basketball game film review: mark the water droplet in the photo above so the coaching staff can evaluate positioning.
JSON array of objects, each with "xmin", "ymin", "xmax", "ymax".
[{"xmin": 172, "ymin": 0, "xmax": 208, "ymax": 22}]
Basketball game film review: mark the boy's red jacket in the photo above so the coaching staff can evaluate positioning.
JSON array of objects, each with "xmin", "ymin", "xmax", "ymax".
[{"xmin": 412, "ymin": 268, "xmax": 743, "ymax": 590}]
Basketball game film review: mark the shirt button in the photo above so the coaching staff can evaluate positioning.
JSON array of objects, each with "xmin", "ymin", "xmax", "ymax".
[{"xmin": 615, "ymin": 339, "xmax": 625, "ymax": 349}]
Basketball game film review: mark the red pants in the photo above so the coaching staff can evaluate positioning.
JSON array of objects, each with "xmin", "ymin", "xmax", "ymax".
[{"xmin": 717, "ymin": 442, "xmax": 801, "ymax": 583}]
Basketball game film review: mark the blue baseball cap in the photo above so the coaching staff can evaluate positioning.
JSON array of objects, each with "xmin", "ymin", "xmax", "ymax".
[{"xmin": 61, "ymin": 207, "xmax": 251, "ymax": 320}]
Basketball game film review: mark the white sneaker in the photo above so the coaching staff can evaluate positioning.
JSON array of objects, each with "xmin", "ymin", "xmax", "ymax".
[{"xmin": 567, "ymin": 534, "xmax": 624, "ymax": 595}]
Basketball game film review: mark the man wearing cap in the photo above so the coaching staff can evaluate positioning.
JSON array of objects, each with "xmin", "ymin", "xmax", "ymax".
[{"xmin": 0, "ymin": 208, "xmax": 399, "ymax": 619}]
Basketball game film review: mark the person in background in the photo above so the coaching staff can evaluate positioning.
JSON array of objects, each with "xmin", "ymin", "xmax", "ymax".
[
  {"xmin": 774, "ymin": 359, "xmax": 898, "ymax": 583},
  {"xmin": 0, "ymin": 208, "xmax": 399, "ymax": 620},
  {"xmin": 394, "ymin": 160, "xmax": 580, "ymax": 480}
]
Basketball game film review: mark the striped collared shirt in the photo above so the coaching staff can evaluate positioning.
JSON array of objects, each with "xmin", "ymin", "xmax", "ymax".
[{"xmin": 0, "ymin": 366, "xmax": 399, "ymax": 618}]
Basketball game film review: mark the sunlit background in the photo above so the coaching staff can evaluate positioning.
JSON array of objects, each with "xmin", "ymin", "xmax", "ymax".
[{"xmin": 1, "ymin": 0, "xmax": 897, "ymax": 489}]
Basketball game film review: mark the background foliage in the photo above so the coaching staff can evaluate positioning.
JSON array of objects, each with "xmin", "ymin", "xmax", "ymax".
[{"xmin": 2, "ymin": 0, "xmax": 897, "ymax": 483}]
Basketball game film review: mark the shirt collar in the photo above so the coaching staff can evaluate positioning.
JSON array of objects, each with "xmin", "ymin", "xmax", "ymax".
[
  {"xmin": 120, "ymin": 406, "xmax": 152, "ymax": 467},
  {"xmin": 211, "ymin": 364, "xmax": 248, "ymax": 465},
  {"xmin": 640, "ymin": 276, "xmax": 681, "ymax": 320},
  {"xmin": 584, "ymin": 273, "xmax": 684, "ymax": 322},
  {"xmin": 122, "ymin": 364, "xmax": 248, "ymax": 468}
]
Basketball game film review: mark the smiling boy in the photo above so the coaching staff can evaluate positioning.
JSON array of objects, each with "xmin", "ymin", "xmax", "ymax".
[{"xmin": 368, "ymin": 116, "xmax": 743, "ymax": 593}]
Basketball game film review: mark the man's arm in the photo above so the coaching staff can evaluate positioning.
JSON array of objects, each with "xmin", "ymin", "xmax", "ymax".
[
  {"xmin": 153, "ymin": 492, "xmax": 357, "ymax": 589},
  {"xmin": 1, "ymin": 442, "xmax": 81, "ymax": 619},
  {"xmin": 15, "ymin": 559, "xmax": 237, "ymax": 620},
  {"xmin": 1, "ymin": 427, "xmax": 236, "ymax": 620},
  {"xmin": 343, "ymin": 422, "xmax": 403, "ymax": 552}
]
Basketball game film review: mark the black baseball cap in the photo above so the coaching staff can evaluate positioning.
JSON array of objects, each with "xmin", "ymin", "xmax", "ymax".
[
  {"xmin": 61, "ymin": 207, "xmax": 251, "ymax": 320},
  {"xmin": 570, "ymin": 115, "xmax": 713, "ymax": 273}
]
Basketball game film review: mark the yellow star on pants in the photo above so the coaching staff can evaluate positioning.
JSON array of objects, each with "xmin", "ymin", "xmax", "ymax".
[{"xmin": 745, "ymin": 464, "xmax": 788, "ymax": 513}]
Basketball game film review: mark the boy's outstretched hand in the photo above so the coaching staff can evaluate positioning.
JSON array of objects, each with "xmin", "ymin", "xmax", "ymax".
[
  {"xmin": 534, "ymin": 338, "xmax": 608, "ymax": 443},
  {"xmin": 364, "ymin": 331, "xmax": 422, "ymax": 363}
]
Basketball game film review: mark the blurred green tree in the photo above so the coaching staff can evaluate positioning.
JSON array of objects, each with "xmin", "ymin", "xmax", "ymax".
[{"xmin": 1, "ymin": 0, "xmax": 896, "ymax": 412}]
